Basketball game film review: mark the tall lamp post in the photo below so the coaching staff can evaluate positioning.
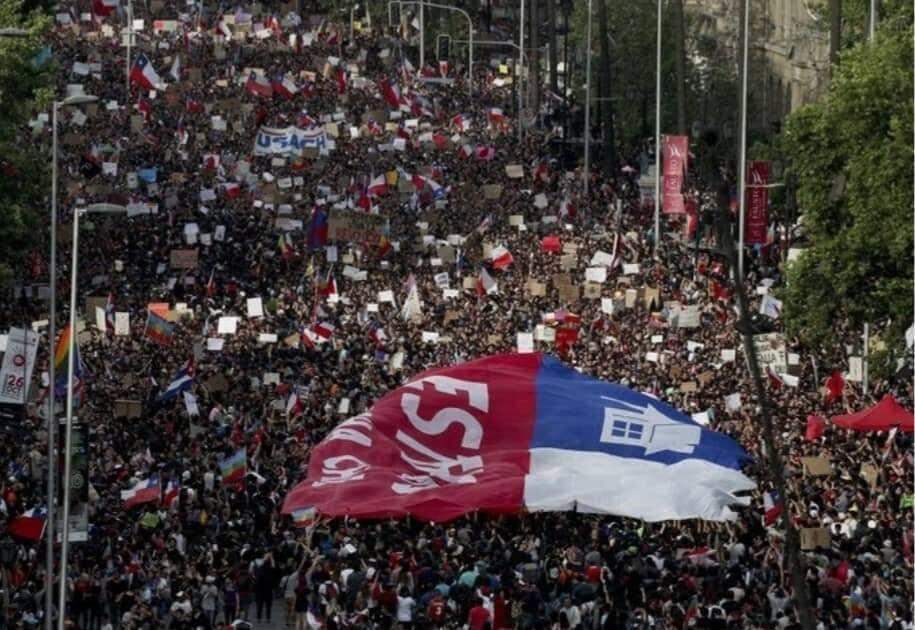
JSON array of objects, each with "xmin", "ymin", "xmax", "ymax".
[
  {"xmin": 582, "ymin": 0, "xmax": 592, "ymax": 193},
  {"xmin": 47, "ymin": 92, "xmax": 97, "ymax": 630},
  {"xmin": 653, "ymin": 0, "xmax": 662, "ymax": 256},
  {"xmin": 736, "ymin": 0, "xmax": 750, "ymax": 276},
  {"xmin": 57, "ymin": 201, "xmax": 125, "ymax": 630}
]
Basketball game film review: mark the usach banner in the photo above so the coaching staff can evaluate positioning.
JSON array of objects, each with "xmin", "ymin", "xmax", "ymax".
[
  {"xmin": 662, "ymin": 135, "xmax": 688, "ymax": 214},
  {"xmin": 745, "ymin": 160, "xmax": 770, "ymax": 244}
]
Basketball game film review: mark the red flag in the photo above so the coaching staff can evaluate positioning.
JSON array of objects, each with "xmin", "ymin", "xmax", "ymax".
[
  {"xmin": 805, "ymin": 415, "xmax": 826, "ymax": 441},
  {"xmin": 336, "ymin": 68, "xmax": 347, "ymax": 94},
  {"xmin": 825, "ymin": 370, "xmax": 845, "ymax": 402},
  {"xmin": 541, "ymin": 236, "xmax": 561, "ymax": 253}
]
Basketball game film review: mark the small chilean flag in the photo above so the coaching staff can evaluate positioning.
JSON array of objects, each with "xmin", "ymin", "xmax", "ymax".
[
  {"xmin": 367, "ymin": 174, "xmax": 387, "ymax": 196},
  {"xmin": 763, "ymin": 490, "xmax": 783, "ymax": 527},
  {"xmin": 451, "ymin": 113, "xmax": 470, "ymax": 131},
  {"xmin": 246, "ymin": 73, "xmax": 274, "ymax": 98},
  {"xmin": 379, "ymin": 78, "xmax": 401, "ymax": 108},
  {"xmin": 163, "ymin": 480, "xmax": 180, "ymax": 508},
  {"xmin": 273, "ymin": 75, "xmax": 299, "ymax": 99},
  {"xmin": 314, "ymin": 321, "xmax": 335, "ymax": 339},
  {"xmin": 8, "ymin": 507, "xmax": 47, "ymax": 541},
  {"xmin": 121, "ymin": 475, "xmax": 161, "ymax": 509},
  {"xmin": 130, "ymin": 54, "xmax": 164, "ymax": 90},
  {"xmin": 487, "ymin": 108, "xmax": 505, "ymax": 125},
  {"xmin": 477, "ymin": 267, "xmax": 498, "ymax": 296},
  {"xmin": 490, "ymin": 245, "xmax": 514, "ymax": 270}
]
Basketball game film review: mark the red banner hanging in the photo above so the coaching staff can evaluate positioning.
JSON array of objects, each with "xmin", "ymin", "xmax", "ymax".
[
  {"xmin": 662, "ymin": 135, "xmax": 688, "ymax": 214},
  {"xmin": 745, "ymin": 160, "xmax": 770, "ymax": 244}
]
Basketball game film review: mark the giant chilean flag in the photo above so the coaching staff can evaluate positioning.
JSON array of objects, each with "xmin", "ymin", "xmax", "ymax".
[{"xmin": 283, "ymin": 354, "xmax": 754, "ymax": 522}]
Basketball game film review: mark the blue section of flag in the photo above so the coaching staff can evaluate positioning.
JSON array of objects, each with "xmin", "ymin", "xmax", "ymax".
[
  {"xmin": 157, "ymin": 360, "xmax": 194, "ymax": 402},
  {"xmin": 532, "ymin": 356, "xmax": 749, "ymax": 469},
  {"xmin": 138, "ymin": 167, "xmax": 157, "ymax": 183}
]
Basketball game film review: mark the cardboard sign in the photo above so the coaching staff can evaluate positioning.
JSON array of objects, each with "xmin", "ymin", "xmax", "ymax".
[
  {"xmin": 801, "ymin": 456, "xmax": 833, "ymax": 477},
  {"xmin": 583, "ymin": 283, "xmax": 602, "ymax": 299},
  {"xmin": 800, "ymin": 527, "xmax": 832, "ymax": 550},
  {"xmin": 204, "ymin": 373, "xmax": 229, "ymax": 393},
  {"xmin": 170, "ymin": 248, "xmax": 199, "ymax": 269},
  {"xmin": 114, "ymin": 399, "xmax": 143, "ymax": 419},
  {"xmin": 860, "ymin": 463, "xmax": 879, "ymax": 487},
  {"xmin": 526, "ymin": 279, "xmax": 546, "ymax": 297},
  {"xmin": 558, "ymin": 284, "xmax": 579, "ymax": 303},
  {"xmin": 505, "ymin": 164, "xmax": 524, "ymax": 179},
  {"xmin": 483, "ymin": 184, "xmax": 502, "ymax": 199},
  {"xmin": 643, "ymin": 287, "xmax": 660, "ymax": 309},
  {"xmin": 679, "ymin": 381, "xmax": 698, "ymax": 393},
  {"xmin": 327, "ymin": 209, "xmax": 386, "ymax": 242}
]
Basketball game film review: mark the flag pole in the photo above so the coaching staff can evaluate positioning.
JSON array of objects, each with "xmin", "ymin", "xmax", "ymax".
[
  {"xmin": 737, "ymin": 0, "xmax": 749, "ymax": 277},
  {"xmin": 582, "ymin": 0, "xmax": 592, "ymax": 195},
  {"xmin": 653, "ymin": 0, "xmax": 662, "ymax": 256}
]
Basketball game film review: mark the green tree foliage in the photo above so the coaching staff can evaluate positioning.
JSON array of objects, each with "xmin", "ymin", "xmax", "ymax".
[
  {"xmin": 780, "ymin": 10, "xmax": 913, "ymax": 371},
  {"xmin": 0, "ymin": 0, "xmax": 52, "ymax": 287}
]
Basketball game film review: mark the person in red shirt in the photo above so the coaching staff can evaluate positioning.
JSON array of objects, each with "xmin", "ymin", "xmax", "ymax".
[
  {"xmin": 426, "ymin": 592, "xmax": 446, "ymax": 627},
  {"xmin": 468, "ymin": 596, "xmax": 491, "ymax": 630}
]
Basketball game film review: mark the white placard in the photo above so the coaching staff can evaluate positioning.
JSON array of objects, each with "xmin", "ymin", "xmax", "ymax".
[
  {"xmin": 517, "ymin": 332, "xmax": 534, "ymax": 353},
  {"xmin": 725, "ymin": 393, "xmax": 742, "ymax": 412},
  {"xmin": 585, "ymin": 267, "xmax": 607, "ymax": 284},
  {"xmin": 95, "ymin": 307, "xmax": 107, "ymax": 331},
  {"xmin": 721, "ymin": 349, "xmax": 736, "ymax": 362},
  {"xmin": 258, "ymin": 333, "xmax": 278, "ymax": 343},
  {"xmin": 421, "ymin": 331, "xmax": 439, "ymax": 344},
  {"xmin": 115, "ymin": 312, "xmax": 130, "ymax": 336},
  {"xmin": 206, "ymin": 337, "xmax": 224, "ymax": 351},
  {"xmin": 622, "ymin": 263, "xmax": 641, "ymax": 275},
  {"xmin": 246, "ymin": 297, "xmax": 264, "ymax": 318},
  {"xmin": 217, "ymin": 316, "xmax": 238, "ymax": 334},
  {"xmin": 378, "ymin": 290, "xmax": 395, "ymax": 304}
]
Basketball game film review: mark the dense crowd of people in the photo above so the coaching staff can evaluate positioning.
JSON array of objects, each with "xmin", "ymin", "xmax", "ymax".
[{"xmin": 0, "ymin": 0, "xmax": 911, "ymax": 628}]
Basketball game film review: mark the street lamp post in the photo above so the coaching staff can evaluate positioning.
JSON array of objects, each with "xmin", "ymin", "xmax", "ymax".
[
  {"xmin": 47, "ymin": 93, "xmax": 98, "ymax": 630},
  {"xmin": 57, "ymin": 201, "xmax": 121, "ymax": 630},
  {"xmin": 125, "ymin": 0, "xmax": 133, "ymax": 93},
  {"xmin": 653, "ymin": 0, "xmax": 662, "ymax": 256},
  {"xmin": 737, "ymin": 0, "xmax": 750, "ymax": 276},
  {"xmin": 387, "ymin": 1, "xmax": 473, "ymax": 98},
  {"xmin": 517, "ymin": 0, "xmax": 524, "ymax": 141},
  {"xmin": 582, "ymin": 0, "xmax": 592, "ymax": 194}
]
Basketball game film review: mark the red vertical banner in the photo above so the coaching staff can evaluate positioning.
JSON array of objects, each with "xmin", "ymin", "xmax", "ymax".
[
  {"xmin": 745, "ymin": 160, "xmax": 770, "ymax": 244},
  {"xmin": 662, "ymin": 135, "xmax": 688, "ymax": 214}
]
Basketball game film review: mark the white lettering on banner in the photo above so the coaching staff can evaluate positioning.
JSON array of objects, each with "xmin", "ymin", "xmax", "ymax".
[
  {"xmin": 391, "ymin": 473, "xmax": 439, "ymax": 494},
  {"xmin": 311, "ymin": 455, "xmax": 370, "ymax": 487},
  {"xmin": 253, "ymin": 126, "xmax": 328, "ymax": 155},
  {"xmin": 392, "ymin": 376, "xmax": 490, "ymax": 494},
  {"xmin": 325, "ymin": 414, "xmax": 373, "ymax": 447},
  {"xmin": 395, "ymin": 430, "xmax": 483, "ymax": 484}
]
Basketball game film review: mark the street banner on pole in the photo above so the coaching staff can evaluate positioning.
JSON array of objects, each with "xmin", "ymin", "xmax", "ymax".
[
  {"xmin": 662, "ymin": 135, "xmax": 688, "ymax": 214},
  {"xmin": 746, "ymin": 160, "xmax": 770, "ymax": 244},
  {"xmin": 0, "ymin": 327, "xmax": 39, "ymax": 405}
]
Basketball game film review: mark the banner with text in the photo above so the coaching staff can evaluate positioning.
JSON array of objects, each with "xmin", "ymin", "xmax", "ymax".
[
  {"xmin": 0, "ymin": 327, "xmax": 39, "ymax": 405},
  {"xmin": 745, "ymin": 160, "xmax": 770, "ymax": 244},
  {"xmin": 662, "ymin": 135, "xmax": 688, "ymax": 214},
  {"xmin": 253, "ymin": 126, "xmax": 329, "ymax": 156}
]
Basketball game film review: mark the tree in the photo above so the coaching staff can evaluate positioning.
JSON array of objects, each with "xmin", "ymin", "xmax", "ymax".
[
  {"xmin": 0, "ymin": 0, "xmax": 53, "ymax": 288},
  {"xmin": 780, "ymin": 11, "xmax": 913, "ymax": 374}
]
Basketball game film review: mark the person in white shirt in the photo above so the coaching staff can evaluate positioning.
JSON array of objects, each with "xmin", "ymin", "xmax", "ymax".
[
  {"xmin": 396, "ymin": 587, "xmax": 416, "ymax": 627},
  {"xmin": 560, "ymin": 596, "xmax": 582, "ymax": 628}
]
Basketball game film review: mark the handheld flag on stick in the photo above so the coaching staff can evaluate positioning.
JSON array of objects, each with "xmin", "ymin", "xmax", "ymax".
[{"xmin": 219, "ymin": 448, "xmax": 247, "ymax": 486}]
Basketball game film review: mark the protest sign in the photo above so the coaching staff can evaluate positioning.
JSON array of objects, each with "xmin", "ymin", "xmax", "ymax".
[
  {"xmin": 801, "ymin": 456, "xmax": 832, "ymax": 477},
  {"xmin": 328, "ymin": 209, "xmax": 386, "ymax": 242},
  {"xmin": 170, "ymin": 249, "xmax": 198, "ymax": 269}
]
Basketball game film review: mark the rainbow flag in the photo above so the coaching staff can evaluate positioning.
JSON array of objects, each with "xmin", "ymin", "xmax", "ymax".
[
  {"xmin": 291, "ymin": 506, "xmax": 316, "ymax": 528},
  {"xmin": 218, "ymin": 448, "xmax": 247, "ymax": 486},
  {"xmin": 53, "ymin": 325, "xmax": 84, "ymax": 399},
  {"xmin": 145, "ymin": 310, "xmax": 174, "ymax": 346}
]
